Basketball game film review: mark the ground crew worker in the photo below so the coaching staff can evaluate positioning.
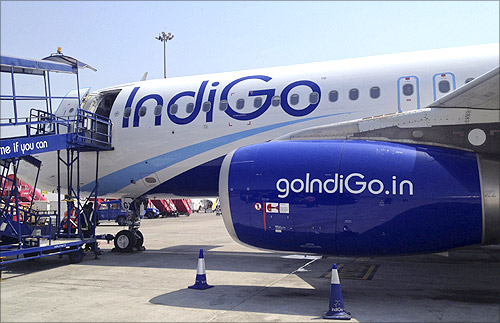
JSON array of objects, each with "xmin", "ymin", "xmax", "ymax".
[{"xmin": 62, "ymin": 201, "xmax": 78, "ymax": 233}]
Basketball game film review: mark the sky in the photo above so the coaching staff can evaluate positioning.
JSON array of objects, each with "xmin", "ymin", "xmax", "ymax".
[{"xmin": 1, "ymin": 1, "xmax": 499, "ymax": 97}]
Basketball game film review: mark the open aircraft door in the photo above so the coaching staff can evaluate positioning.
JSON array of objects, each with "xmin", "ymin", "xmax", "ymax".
[{"xmin": 397, "ymin": 76, "xmax": 420, "ymax": 112}]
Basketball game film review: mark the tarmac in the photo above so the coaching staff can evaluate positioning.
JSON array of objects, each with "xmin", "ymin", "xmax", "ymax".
[{"xmin": 1, "ymin": 212, "xmax": 499, "ymax": 322}]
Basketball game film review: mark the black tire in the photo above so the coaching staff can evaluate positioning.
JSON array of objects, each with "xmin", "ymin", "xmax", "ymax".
[
  {"xmin": 134, "ymin": 230, "xmax": 144, "ymax": 249},
  {"xmin": 117, "ymin": 216, "xmax": 127, "ymax": 226},
  {"xmin": 114, "ymin": 230, "xmax": 137, "ymax": 252},
  {"xmin": 68, "ymin": 249, "xmax": 85, "ymax": 264},
  {"xmin": 145, "ymin": 211, "xmax": 154, "ymax": 219}
]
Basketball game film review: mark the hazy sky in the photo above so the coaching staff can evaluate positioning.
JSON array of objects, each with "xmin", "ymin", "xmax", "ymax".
[{"xmin": 1, "ymin": 1, "xmax": 499, "ymax": 93}]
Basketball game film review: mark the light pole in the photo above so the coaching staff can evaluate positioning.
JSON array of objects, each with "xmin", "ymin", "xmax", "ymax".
[{"xmin": 155, "ymin": 31, "xmax": 174, "ymax": 78}]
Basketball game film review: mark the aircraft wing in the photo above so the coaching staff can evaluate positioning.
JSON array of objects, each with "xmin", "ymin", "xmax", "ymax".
[
  {"xmin": 275, "ymin": 66, "xmax": 500, "ymax": 155},
  {"xmin": 429, "ymin": 66, "xmax": 499, "ymax": 110}
]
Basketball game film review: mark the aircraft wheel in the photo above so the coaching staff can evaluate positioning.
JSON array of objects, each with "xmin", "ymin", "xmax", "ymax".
[
  {"xmin": 134, "ymin": 230, "xmax": 144, "ymax": 249},
  {"xmin": 114, "ymin": 230, "xmax": 137, "ymax": 252}
]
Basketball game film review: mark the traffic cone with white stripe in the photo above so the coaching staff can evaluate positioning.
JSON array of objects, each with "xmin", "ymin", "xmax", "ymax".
[
  {"xmin": 188, "ymin": 249, "xmax": 214, "ymax": 290},
  {"xmin": 323, "ymin": 264, "xmax": 351, "ymax": 320}
]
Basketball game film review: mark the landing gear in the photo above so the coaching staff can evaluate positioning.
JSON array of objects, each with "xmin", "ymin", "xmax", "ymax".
[
  {"xmin": 113, "ymin": 229, "xmax": 145, "ymax": 252},
  {"xmin": 134, "ymin": 230, "xmax": 144, "ymax": 249},
  {"xmin": 113, "ymin": 197, "xmax": 147, "ymax": 253},
  {"xmin": 117, "ymin": 216, "xmax": 127, "ymax": 226},
  {"xmin": 114, "ymin": 230, "xmax": 137, "ymax": 252}
]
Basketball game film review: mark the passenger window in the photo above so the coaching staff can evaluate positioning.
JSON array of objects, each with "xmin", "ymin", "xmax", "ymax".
[
  {"xmin": 254, "ymin": 97, "xmax": 263, "ymax": 108},
  {"xmin": 202, "ymin": 101, "xmax": 212, "ymax": 112},
  {"xmin": 139, "ymin": 106, "xmax": 147, "ymax": 117},
  {"xmin": 170, "ymin": 104, "xmax": 178, "ymax": 115},
  {"xmin": 349, "ymin": 88, "xmax": 359, "ymax": 101},
  {"xmin": 329, "ymin": 90, "xmax": 338, "ymax": 102},
  {"xmin": 465, "ymin": 78, "xmax": 474, "ymax": 84},
  {"xmin": 290, "ymin": 94, "xmax": 299, "ymax": 105},
  {"xmin": 403, "ymin": 84, "xmax": 414, "ymax": 96},
  {"xmin": 439, "ymin": 80, "xmax": 450, "ymax": 93},
  {"xmin": 370, "ymin": 87, "xmax": 380, "ymax": 99},
  {"xmin": 124, "ymin": 107, "xmax": 131, "ymax": 118},
  {"xmin": 309, "ymin": 92, "xmax": 319, "ymax": 104},
  {"xmin": 271, "ymin": 96, "xmax": 280, "ymax": 106},
  {"xmin": 154, "ymin": 105, "xmax": 162, "ymax": 116},
  {"xmin": 219, "ymin": 100, "xmax": 228, "ymax": 111},
  {"xmin": 186, "ymin": 103, "xmax": 194, "ymax": 113},
  {"xmin": 236, "ymin": 98, "xmax": 245, "ymax": 110}
]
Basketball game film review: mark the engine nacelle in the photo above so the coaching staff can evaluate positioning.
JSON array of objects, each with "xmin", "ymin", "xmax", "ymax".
[{"xmin": 219, "ymin": 140, "xmax": 499, "ymax": 256}]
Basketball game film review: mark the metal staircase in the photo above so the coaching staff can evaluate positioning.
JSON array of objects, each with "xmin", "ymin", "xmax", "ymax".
[{"xmin": 0, "ymin": 53, "xmax": 113, "ymax": 266}]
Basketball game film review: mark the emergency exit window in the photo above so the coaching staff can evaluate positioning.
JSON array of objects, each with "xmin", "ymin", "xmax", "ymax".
[
  {"xmin": 439, "ymin": 80, "xmax": 450, "ymax": 93},
  {"xmin": 403, "ymin": 84, "xmax": 414, "ymax": 96}
]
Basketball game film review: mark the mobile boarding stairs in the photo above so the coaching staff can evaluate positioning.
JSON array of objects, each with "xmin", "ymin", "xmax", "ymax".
[{"xmin": 0, "ymin": 53, "xmax": 114, "ymax": 267}]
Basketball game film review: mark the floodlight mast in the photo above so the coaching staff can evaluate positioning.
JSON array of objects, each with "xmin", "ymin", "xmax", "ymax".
[{"xmin": 155, "ymin": 31, "xmax": 174, "ymax": 78}]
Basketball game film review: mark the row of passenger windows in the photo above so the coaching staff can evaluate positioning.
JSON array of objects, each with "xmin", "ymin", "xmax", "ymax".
[
  {"xmin": 124, "ymin": 77, "xmax": 475, "ymax": 118},
  {"xmin": 124, "ymin": 92, "xmax": 322, "ymax": 117},
  {"xmin": 328, "ymin": 86, "xmax": 380, "ymax": 102},
  {"xmin": 124, "ymin": 87, "xmax": 378, "ymax": 117}
]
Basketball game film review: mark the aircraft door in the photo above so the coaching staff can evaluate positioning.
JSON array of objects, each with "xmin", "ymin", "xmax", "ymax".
[
  {"xmin": 93, "ymin": 90, "xmax": 121, "ymax": 143},
  {"xmin": 433, "ymin": 73, "xmax": 456, "ymax": 101},
  {"xmin": 55, "ymin": 88, "xmax": 91, "ymax": 118},
  {"xmin": 397, "ymin": 76, "xmax": 420, "ymax": 112}
]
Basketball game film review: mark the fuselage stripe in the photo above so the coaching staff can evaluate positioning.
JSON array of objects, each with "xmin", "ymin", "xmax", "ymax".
[{"xmin": 87, "ymin": 111, "xmax": 355, "ymax": 195}]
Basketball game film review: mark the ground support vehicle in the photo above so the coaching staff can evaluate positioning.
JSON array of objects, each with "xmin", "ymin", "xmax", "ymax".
[
  {"xmin": 144, "ymin": 207, "xmax": 160, "ymax": 219},
  {"xmin": 96, "ymin": 200, "xmax": 129, "ymax": 225},
  {"xmin": 150, "ymin": 199, "xmax": 178, "ymax": 217},
  {"xmin": 0, "ymin": 53, "xmax": 120, "ymax": 269}
]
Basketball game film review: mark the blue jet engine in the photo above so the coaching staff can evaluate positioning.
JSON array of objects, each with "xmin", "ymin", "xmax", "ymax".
[{"xmin": 219, "ymin": 140, "xmax": 499, "ymax": 256}]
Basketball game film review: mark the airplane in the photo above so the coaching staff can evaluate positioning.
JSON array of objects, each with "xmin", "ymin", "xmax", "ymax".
[{"xmin": 14, "ymin": 43, "xmax": 500, "ymax": 256}]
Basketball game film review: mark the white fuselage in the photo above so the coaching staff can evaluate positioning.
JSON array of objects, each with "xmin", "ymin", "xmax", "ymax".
[{"xmin": 23, "ymin": 44, "xmax": 499, "ymax": 198}]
